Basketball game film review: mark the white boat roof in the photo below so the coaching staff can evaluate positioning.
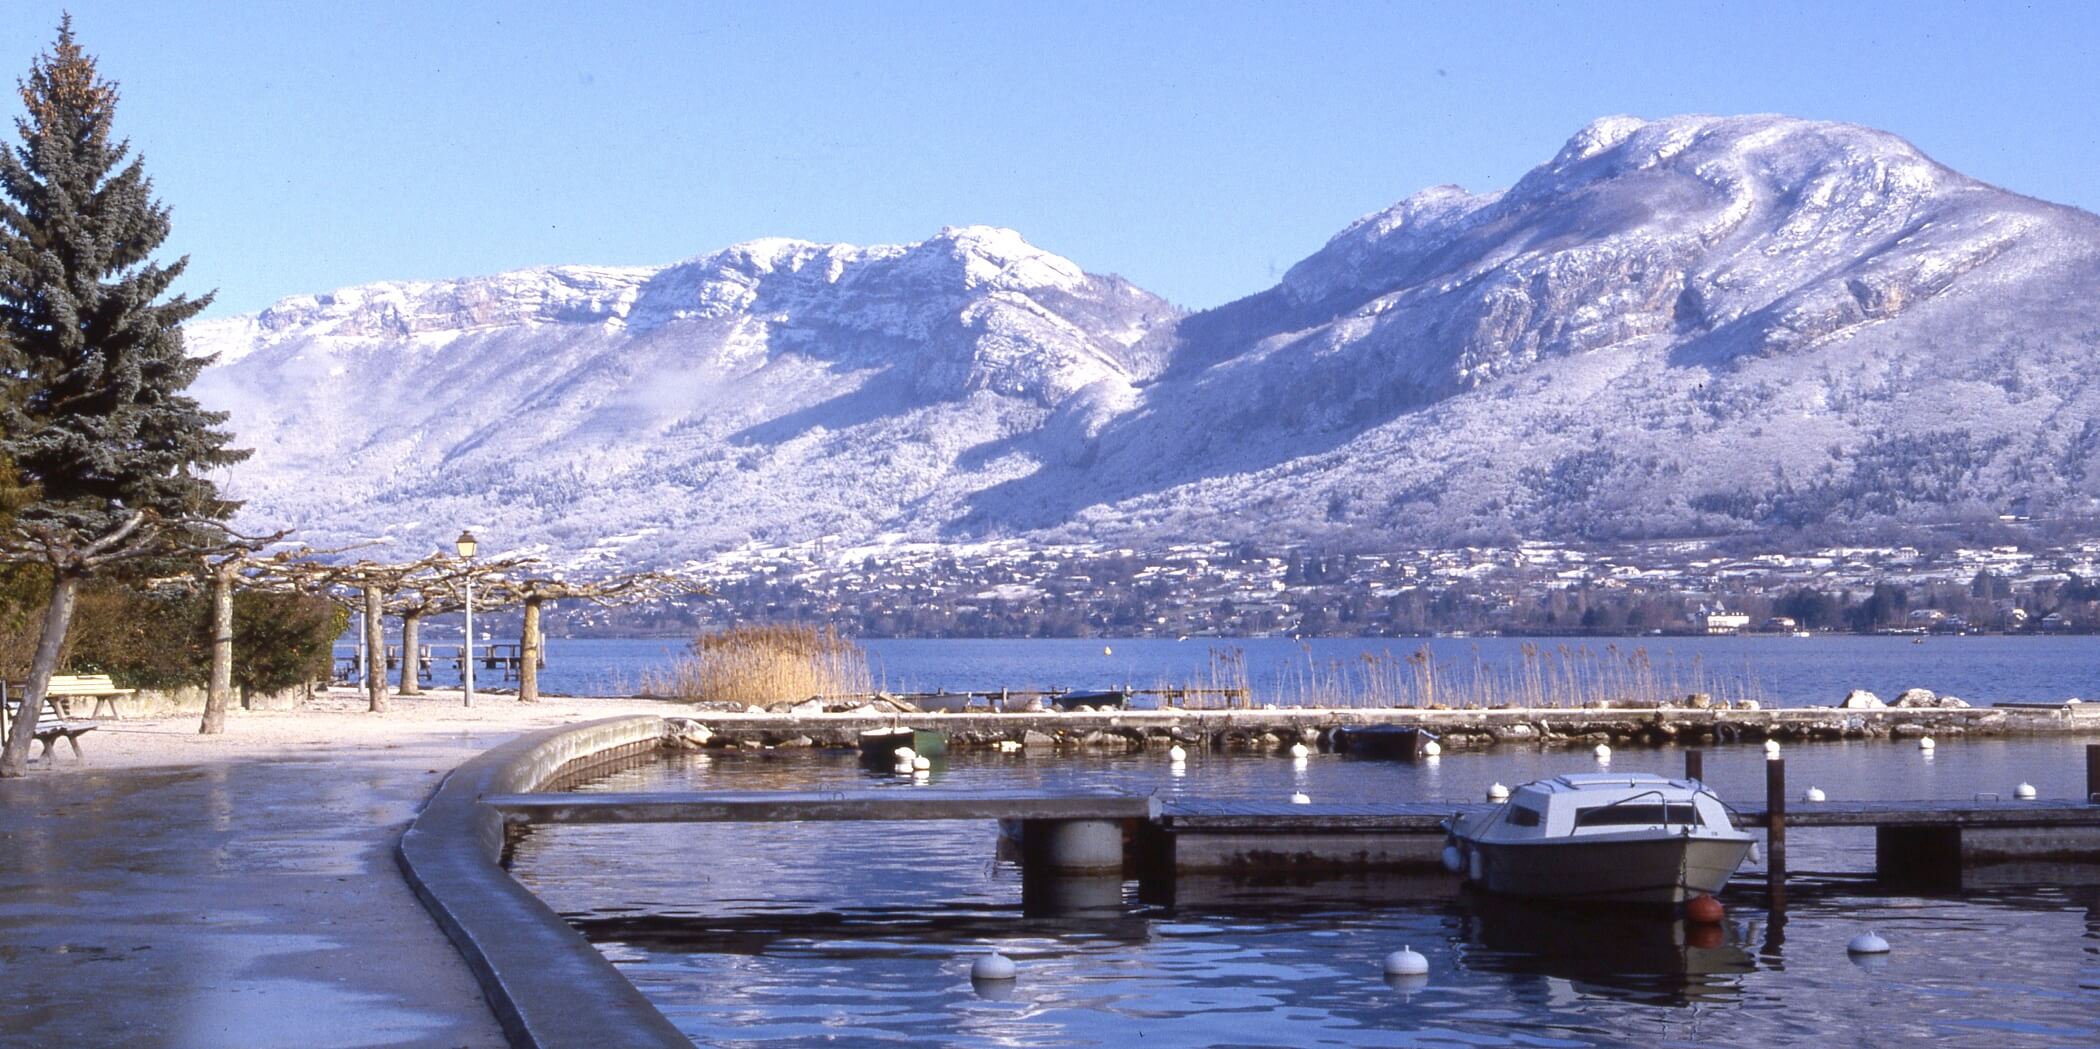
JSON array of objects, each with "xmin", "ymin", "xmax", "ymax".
[{"xmin": 1534, "ymin": 772, "xmax": 1695, "ymax": 793}]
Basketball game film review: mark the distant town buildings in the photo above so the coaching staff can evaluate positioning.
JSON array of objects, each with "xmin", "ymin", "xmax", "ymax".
[{"xmin": 545, "ymin": 535, "xmax": 2100, "ymax": 640}]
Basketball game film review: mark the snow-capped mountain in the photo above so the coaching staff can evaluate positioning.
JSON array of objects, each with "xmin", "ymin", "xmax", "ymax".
[
  {"xmin": 193, "ymin": 115, "xmax": 2100, "ymax": 562},
  {"xmin": 189, "ymin": 226, "xmax": 1178, "ymax": 563},
  {"xmin": 969, "ymin": 114, "xmax": 2100, "ymax": 546}
]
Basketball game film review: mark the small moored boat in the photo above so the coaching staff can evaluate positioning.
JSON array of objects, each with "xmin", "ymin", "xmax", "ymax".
[
  {"xmin": 857, "ymin": 727, "xmax": 948, "ymax": 764},
  {"xmin": 1330, "ymin": 724, "xmax": 1439, "ymax": 760},
  {"xmin": 1051, "ymin": 689, "xmax": 1130, "ymax": 711},
  {"xmin": 1442, "ymin": 772, "xmax": 1754, "ymax": 906}
]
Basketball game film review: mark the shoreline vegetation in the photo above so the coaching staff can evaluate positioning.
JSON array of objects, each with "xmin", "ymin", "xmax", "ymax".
[
  {"xmin": 639, "ymin": 625, "xmax": 1770, "ymax": 711},
  {"xmin": 640, "ymin": 624, "xmax": 873, "ymax": 706}
]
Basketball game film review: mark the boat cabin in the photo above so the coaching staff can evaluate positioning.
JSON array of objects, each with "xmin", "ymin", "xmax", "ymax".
[{"xmin": 1489, "ymin": 773, "xmax": 1735, "ymax": 841}]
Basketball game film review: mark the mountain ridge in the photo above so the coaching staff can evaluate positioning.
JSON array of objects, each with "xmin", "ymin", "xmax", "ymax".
[{"xmin": 189, "ymin": 114, "xmax": 2100, "ymax": 564}]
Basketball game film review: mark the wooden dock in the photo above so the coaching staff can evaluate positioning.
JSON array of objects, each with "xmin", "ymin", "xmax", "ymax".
[
  {"xmin": 496, "ymin": 747, "xmax": 2100, "ymax": 889},
  {"xmin": 488, "ymin": 789, "xmax": 1156, "ymax": 825}
]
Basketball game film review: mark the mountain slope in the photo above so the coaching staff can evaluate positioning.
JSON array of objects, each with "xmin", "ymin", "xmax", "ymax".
[
  {"xmin": 962, "ymin": 114, "xmax": 2100, "ymax": 545},
  {"xmin": 189, "ymin": 226, "xmax": 1179, "ymax": 562},
  {"xmin": 192, "ymin": 115, "xmax": 2100, "ymax": 562}
]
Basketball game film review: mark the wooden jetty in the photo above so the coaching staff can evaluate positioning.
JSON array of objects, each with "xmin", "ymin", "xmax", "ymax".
[{"xmin": 497, "ymin": 745, "xmax": 2100, "ymax": 896}]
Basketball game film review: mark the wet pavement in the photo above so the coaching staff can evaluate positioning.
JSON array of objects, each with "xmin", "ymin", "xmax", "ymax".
[{"xmin": 0, "ymin": 735, "xmax": 519, "ymax": 1048}]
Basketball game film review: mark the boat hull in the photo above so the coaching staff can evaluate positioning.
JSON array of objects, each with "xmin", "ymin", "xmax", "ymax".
[
  {"xmin": 1459, "ymin": 833, "xmax": 1753, "ymax": 906},
  {"xmin": 857, "ymin": 728, "xmax": 948, "ymax": 763},
  {"xmin": 1331, "ymin": 725, "xmax": 1435, "ymax": 760},
  {"xmin": 1052, "ymin": 689, "xmax": 1129, "ymax": 711}
]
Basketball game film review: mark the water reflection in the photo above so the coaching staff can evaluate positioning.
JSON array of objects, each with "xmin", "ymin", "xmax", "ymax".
[
  {"xmin": 1454, "ymin": 896, "xmax": 1754, "ymax": 1006},
  {"xmin": 515, "ymin": 744, "xmax": 2100, "ymax": 1048}
]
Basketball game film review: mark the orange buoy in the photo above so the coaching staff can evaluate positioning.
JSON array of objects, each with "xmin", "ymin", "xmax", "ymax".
[{"xmin": 1685, "ymin": 893, "xmax": 1725, "ymax": 924}]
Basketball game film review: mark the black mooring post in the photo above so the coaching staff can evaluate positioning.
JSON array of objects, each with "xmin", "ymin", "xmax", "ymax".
[
  {"xmin": 1765, "ymin": 755, "xmax": 1787, "ymax": 908},
  {"xmin": 2087, "ymin": 744, "xmax": 2100, "ymax": 804},
  {"xmin": 1685, "ymin": 749, "xmax": 1704, "ymax": 783}
]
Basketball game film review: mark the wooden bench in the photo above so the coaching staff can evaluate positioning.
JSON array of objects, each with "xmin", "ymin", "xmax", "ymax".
[
  {"xmin": 45, "ymin": 674, "xmax": 135, "ymax": 719},
  {"xmin": 29, "ymin": 722, "xmax": 96, "ymax": 763},
  {"xmin": 0, "ymin": 688, "xmax": 95, "ymax": 762}
]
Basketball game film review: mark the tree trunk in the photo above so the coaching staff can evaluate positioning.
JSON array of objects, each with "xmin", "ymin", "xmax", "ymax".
[
  {"xmin": 365, "ymin": 585, "xmax": 388, "ymax": 713},
  {"xmin": 519, "ymin": 597, "xmax": 542, "ymax": 703},
  {"xmin": 398, "ymin": 612, "xmax": 422, "ymax": 695},
  {"xmin": 199, "ymin": 564, "xmax": 236, "ymax": 734},
  {"xmin": 1, "ymin": 573, "xmax": 80, "ymax": 776}
]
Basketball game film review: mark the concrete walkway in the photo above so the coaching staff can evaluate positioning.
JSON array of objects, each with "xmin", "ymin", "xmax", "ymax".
[{"xmin": 0, "ymin": 727, "xmax": 524, "ymax": 1048}]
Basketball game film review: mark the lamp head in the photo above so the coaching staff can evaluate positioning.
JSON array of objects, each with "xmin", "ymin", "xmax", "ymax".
[{"xmin": 455, "ymin": 530, "xmax": 479, "ymax": 559}]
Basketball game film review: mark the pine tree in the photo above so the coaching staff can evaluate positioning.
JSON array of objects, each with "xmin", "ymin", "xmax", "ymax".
[{"xmin": 0, "ymin": 19, "xmax": 247, "ymax": 774}]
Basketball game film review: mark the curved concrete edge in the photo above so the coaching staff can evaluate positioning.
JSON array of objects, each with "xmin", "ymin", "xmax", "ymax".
[{"xmin": 397, "ymin": 716, "xmax": 692, "ymax": 1049}]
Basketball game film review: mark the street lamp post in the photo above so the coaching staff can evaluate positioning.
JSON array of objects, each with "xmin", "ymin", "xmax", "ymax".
[{"xmin": 456, "ymin": 530, "xmax": 478, "ymax": 707}]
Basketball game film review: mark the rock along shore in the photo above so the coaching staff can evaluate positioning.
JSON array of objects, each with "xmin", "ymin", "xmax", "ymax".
[{"xmin": 665, "ymin": 703, "xmax": 2100, "ymax": 754}]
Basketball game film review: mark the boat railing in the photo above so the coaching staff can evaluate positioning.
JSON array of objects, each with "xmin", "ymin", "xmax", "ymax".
[{"xmin": 1575, "ymin": 788, "xmax": 1702, "ymax": 828}]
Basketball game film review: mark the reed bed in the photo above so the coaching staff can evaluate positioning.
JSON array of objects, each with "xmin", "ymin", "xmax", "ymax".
[
  {"xmin": 641, "ymin": 623, "xmax": 873, "ymax": 705},
  {"xmin": 1165, "ymin": 642, "xmax": 1765, "ymax": 710}
]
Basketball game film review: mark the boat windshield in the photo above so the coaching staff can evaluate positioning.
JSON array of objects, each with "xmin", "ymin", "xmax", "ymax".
[{"xmin": 1573, "ymin": 802, "xmax": 1703, "ymax": 828}]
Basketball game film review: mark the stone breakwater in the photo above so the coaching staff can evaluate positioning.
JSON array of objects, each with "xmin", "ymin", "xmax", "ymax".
[{"xmin": 664, "ymin": 703, "xmax": 2100, "ymax": 754}]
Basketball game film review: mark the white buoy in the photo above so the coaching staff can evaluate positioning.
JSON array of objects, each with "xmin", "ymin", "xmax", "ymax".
[
  {"xmin": 1804, "ymin": 786, "xmax": 1827, "ymax": 803},
  {"xmin": 895, "ymin": 746, "xmax": 917, "ymax": 763},
  {"xmin": 1487, "ymin": 783, "xmax": 1509, "ymax": 803},
  {"xmin": 1168, "ymin": 744, "xmax": 1187, "ymax": 763},
  {"xmin": 1918, "ymin": 736, "xmax": 1936, "ymax": 751},
  {"xmin": 1290, "ymin": 792, "xmax": 1311, "ymax": 805},
  {"xmin": 2016, "ymin": 782, "xmax": 2037, "ymax": 800},
  {"xmin": 1382, "ymin": 946, "xmax": 1429, "ymax": 976},
  {"xmin": 1103, "ymin": 645, "xmax": 1113, "ymax": 656},
  {"xmin": 1764, "ymin": 739, "xmax": 1782, "ymax": 758},
  {"xmin": 1422, "ymin": 740, "xmax": 1441, "ymax": 757},
  {"xmin": 1290, "ymin": 742, "xmax": 1311, "ymax": 759},
  {"xmin": 996, "ymin": 740, "xmax": 1022, "ymax": 753},
  {"xmin": 1846, "ymin": 931, "xmax": 1890, "ymax": 955},
  {"xmin": 1594, "ymin": 743, "xmax": 1612, "ymax": 761},
  {"xmin": 912, "ymin": 754, "xmax": 931, "ymax": 771},
  {"xmin": 1441, "ymin": 845, "xmax": 1462, "ymax": 873},
  {"xmin": 971, "ymin": 952, "xmax": 1018, "ymax": 981}
]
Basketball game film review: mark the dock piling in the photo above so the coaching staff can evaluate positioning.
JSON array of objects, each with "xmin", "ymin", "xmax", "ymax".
[
  {"xmin": 1684, "ymin": 749, "xmax": 1704, "ymax": 783},
  {"xmin": 2088, "ymin": 744, "xmax": 2100, "ymax": 803},
  {"xmin": 1765, "ymin": 756, "xmax": 1786, "ymax": 907}
]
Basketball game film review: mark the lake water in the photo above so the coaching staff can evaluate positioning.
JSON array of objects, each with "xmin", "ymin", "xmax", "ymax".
[
  {"xmin": 508, "ymin": 682, "xmax": 2100, "ymax": 1047},
  {"xmin": 495, "ymin": 634, "xmax": 2100, "ymax": 708}
]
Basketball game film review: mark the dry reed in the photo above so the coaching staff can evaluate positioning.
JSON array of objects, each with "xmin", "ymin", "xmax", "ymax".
[
  {"xmin": 640, "ymin": 623, "xmax": 873, "ymax": 705},
  {"xmin": 1181, "ymin": 642, "xmax": 1765, "ymax": 710}
]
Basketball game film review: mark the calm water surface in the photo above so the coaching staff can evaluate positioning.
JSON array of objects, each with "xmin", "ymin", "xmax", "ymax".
[
  {"xmin": 511, "ymin": 738, "xmax": 2100, "ymax": 1048},
  {"xmin": 516, "ymin": 635, "xmax": 2100, "ymax": 707}
]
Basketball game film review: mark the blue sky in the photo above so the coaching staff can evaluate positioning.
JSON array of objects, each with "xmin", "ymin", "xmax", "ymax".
[{"xmin": 5, "ymin": 2, "xmax": 2096, "ymax": 316}]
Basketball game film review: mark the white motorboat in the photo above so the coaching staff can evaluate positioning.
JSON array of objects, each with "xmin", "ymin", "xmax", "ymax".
[{"xmin": 1442, "ymin": 772, "xmax": 1755, "ymax": 906}]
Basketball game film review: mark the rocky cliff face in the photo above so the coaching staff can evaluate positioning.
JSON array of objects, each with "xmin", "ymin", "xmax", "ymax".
[{"xmin": 192, "ymin": 115, "xmax": 2100, "ymax": 562}]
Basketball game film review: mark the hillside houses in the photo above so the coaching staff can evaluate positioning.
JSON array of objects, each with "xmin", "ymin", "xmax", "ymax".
[{"xmin": 551, "ymin": 535, "xmax": 2100, "ymax": 639}]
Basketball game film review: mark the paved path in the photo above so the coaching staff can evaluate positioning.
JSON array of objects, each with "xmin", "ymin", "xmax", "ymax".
[{"xmin": 0, "ymin": 730, "xmax": 520, "ymax": 1048}]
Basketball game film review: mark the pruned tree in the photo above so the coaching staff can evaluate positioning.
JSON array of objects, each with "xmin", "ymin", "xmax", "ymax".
[
  {"xmin": 386, "ymin": 553, "xmax": 535, "ymax": 696},
  {"xmin": 279, "ymin": 556, "xmax": 447, "ymax": 713},
  {"xmin": 483, "ymin": 571, "xmax": 706, "ymax": 702},
  {"xmin": 142, "ymin": 535, "xmax": 303, "ymax": 734},
  {"xmin": 0, "ymin": 21, "xmax": 247, "ymax": 773}
]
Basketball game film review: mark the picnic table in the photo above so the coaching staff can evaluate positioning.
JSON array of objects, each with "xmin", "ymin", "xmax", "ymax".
[{"xmin": 43, "ymin": 673, "xmax": 135, "ymax": 719}]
